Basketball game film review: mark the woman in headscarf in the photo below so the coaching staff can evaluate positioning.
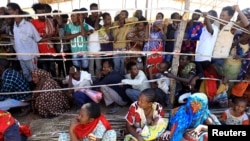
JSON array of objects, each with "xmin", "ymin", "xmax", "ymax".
[
  {"xmin": 164, "ymin": 93, "xmax": 220, "ymax": 141},
  {"xmin": 143, "ymin": 21, "xmax": 164, "ymax": 52},
  {"xmin": 144, "ymin": 21, "xmax": 164, "ymax": 75},
  {"xmin": 31, "ymin": 69, "xmax": 70, "ymax": 118}
]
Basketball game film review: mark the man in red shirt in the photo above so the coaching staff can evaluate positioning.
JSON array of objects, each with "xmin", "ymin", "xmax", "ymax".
[{"xmin": 31, "ymin": 3, "xmax": 57, "ymax": 77}]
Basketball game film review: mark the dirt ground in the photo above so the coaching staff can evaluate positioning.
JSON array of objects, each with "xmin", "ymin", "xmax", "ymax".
[
  {"xmin": 10, "ymin": 102, "xmax": 249, "ymax": 141},
  {"xmin": 11, "ymin": 103, "xmax": 129, "ymax": 141}
]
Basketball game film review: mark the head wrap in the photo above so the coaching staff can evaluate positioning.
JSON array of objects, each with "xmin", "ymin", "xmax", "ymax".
[
  {"xmin": 169, "ymin": 93, "xmax": 210, "ymax": 141},
  {"xmin": 32, "ymin": 69, "xmax": 52, "ymax": 79}
]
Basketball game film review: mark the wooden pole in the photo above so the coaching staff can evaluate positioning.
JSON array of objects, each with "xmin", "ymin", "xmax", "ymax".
[
  {"xmin": 122, "ymin": 0, "xmax": 124, "ymax": 9},
  {"xmin": 150, "ymin": 0, "xmax": 153, "ymax": 21},
  {"xmin": 169, "ymin": 0, "xmax": 190, "ymax": 108},
  {"xmin": 145, "ymin": 0, "xmax": 148, "ymax": 19},
  {"xmin": 57, "ymin": 0, "xmax": 60, "ymax": 10}
]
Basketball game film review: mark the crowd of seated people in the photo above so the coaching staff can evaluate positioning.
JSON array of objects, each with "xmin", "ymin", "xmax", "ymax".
[{"xmin": 0, "ymin": 2, "xmax": 250, "ymax": 141}]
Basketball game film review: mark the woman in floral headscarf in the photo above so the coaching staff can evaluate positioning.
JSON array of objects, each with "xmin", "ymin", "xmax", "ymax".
[
  {"xmin": 164, "ymin": 93, "xmax": 220, "ymax": 141},
  {"xmin": 31, "ymin": 69, "xmax": 70, "ymax": 118},
  {"xmin": 143, "ymin": 21, "xmax": 164, "ymax": 52},
  {"xmin": 144, "ymin": 21, "xmax": 164, "ymax": 75}
]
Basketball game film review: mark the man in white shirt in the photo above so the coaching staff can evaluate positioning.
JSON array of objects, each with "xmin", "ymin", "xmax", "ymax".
[
  {"xmin": 122, "ymin": 61, "xmax": 150, "ymax": 102},
  {"xmin": 195, "ymin": 10, "xmax": 219, "ymax": 69},
  {"xmin": 212, "ymin": 5, "xmax": 249, "ymax": 66},
  {"xmin": 7, "ymin": 3, "xmax": 41, "ymax": 82}
]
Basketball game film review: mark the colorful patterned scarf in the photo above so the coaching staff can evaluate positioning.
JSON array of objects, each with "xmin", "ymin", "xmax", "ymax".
[{"xmin": 169, "ymin": 93, "xmax": 210, "ymax": 141}]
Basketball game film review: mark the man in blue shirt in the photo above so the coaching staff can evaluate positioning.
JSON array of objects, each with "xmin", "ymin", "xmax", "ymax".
[{"xmin": 93, "ymin": 59, "xmax": 129, "ymax": 114}]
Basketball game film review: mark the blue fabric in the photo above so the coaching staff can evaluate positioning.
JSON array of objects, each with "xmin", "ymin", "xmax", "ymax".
[
  {"xmin": 4, "ymin": 122, "xmax": 22, "ymax": 141},
  {"xmin": 143, "ymin": 22, "xmax": 163, "ymax": 52},
  {"xmin": 169, "ymin": 93, "xmax": 210, "ymax": 141},
  {"xmin": 73, "ymin": 91, "xmax": 93, "ymax": 108},
  {"xmin": 187, "ymin": 22, "xmax": 203, "ymax": 40},
  {"xmin": 125, "ymin": 88, "xmax": 141, "ymax": 102},
  {"xmin": 234, "ymin": 34, "xmax": 250, "ymax": 80},
  {"xmin": 72, "ymin": 54, "xmax": 89, "ymax": 69},
  {"xmin": 164, "ymin": 54, "xmax": 173, "ymax": 63},
  {"xmin": 0, "ymin": 69, "xmax": 31, "ymax": 101},
  {"xmin": 235, "ymin": 34, "xmax": 247, "ymax": 57},
  {"xmin": 113, "ymin": 54, "xmax": 126, "ymax": 75}
]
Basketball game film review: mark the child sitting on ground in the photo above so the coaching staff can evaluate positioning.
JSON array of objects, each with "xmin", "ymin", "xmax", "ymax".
[{"xmin": 220, "ymin": 98, "xmax": 249, "ymax": 125}]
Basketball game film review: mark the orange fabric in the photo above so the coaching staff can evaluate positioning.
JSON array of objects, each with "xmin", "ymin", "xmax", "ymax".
[
  {"xmin": 231, "ymin": 82, "xmax": 250, "ymax": 97},
  {"xmin": 201, "ymin": 64, "xmax": 221, "ymax": 101},
  {"xmin": 204, "ymin": 70, "xmax": 217, "ymax": 101},
  {"xmin": 243, "ymin": 86, "xmax": 250, "ymax": 106},
  {"xmin": 31, "ymin": 19, "xmax": 56, "ymax": 53},
  {"xmin": 242, "ymin": 120, "xmax": 249, "ymax": 125},
  {"xmin": 220, "ymin": 112, "xmax": 227, "ymax": 121},
  {"xmin": 0, "ymin": 110, "xmax": 15, "ymax": 140},
  {"xmin": 74, "ymin": 114, "xmax": 112, "ymax": 139}
]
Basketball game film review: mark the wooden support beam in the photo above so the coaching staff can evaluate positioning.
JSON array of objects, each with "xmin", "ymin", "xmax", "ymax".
[
  {"xmin": 169, "ymin": 0, "xmax": 190, "ymax": 108},
  {"xmin": 145, "ymin": 0, "xmax": 149, "ymax": 20}
]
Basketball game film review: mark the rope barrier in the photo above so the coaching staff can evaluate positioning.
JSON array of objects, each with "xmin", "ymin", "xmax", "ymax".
[
  {"xmin": 0, "ymin": 9, "xmax": 249, "ymax": 60},
  {"xmin": 0, "ymin": 50, "xmax": 250, "ymax": 61},
  {"xmin": 0, "ymin": 15, "xmax": 248, "ymax": 59},
  {"xmin": 0, "ymin": 7, "xmax": 249, "ymax": 34},
  {"xmin": 0, "ymin": 7, "xmax": 197, "ymax": 18},
  {"xmin": 0, "ymin": 77, "xmax": 247, "ymax": 95}
]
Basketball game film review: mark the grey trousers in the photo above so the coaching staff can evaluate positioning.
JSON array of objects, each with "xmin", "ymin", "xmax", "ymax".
[{"xmin": 88, "ymin": 56, "xmax": 101, "ymax": 77}]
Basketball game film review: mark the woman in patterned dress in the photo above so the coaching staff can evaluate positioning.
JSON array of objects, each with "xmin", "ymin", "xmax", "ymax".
[{"xmin": 31, "ymin": 69, "xmax": 70, "ymax": 118}]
